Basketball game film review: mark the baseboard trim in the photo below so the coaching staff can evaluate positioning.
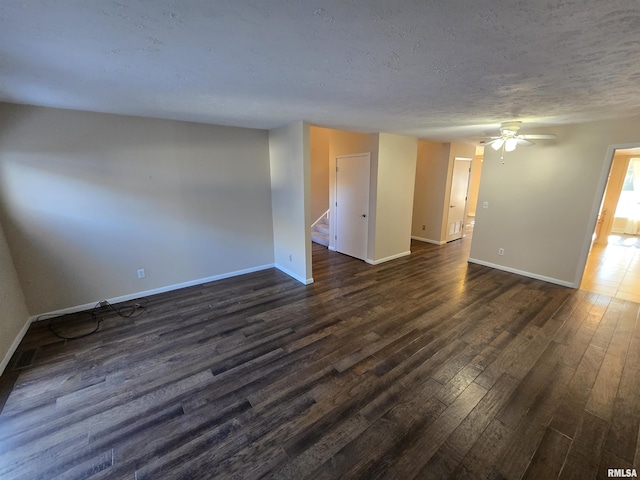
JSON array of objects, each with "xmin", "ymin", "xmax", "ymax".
[
  {"xmin": 467, "ymin": 258, "xmax": 576, "ymax": 288},
  {"xmin": 0, "ymin": 316, "xmax": 31, "ymax": 376},
  {"xmin": 275, "ymin": 264, "xmax": 314, "ymax": 285},
  {"xmin": 411, "ymin": 236, "xmax": 445, "ymax": 245},
  {"xmin": 328, "ymin": 246, "xmax": 336, "ymax": 251},
  {"xmin": 366, "ymin": 251, "xmax": 411, "ymax": 265},
  {"xmin": 29, "ymin": 263, "xmax": 276, "ymax": 322}
]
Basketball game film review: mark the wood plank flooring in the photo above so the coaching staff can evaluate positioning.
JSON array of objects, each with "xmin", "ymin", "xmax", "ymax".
[
  {"xmin": 1, "ymin": 238, "xmax": 639, "ymax": 479},
  {"xmin": 581, "ymin": 236, "xmax": 640, "ymax": 303}
]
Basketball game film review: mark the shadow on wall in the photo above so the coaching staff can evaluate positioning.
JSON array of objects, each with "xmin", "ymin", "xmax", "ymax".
[{"xmin": 0, "ymin": 105, "xmax": 275, "ymax": 315}]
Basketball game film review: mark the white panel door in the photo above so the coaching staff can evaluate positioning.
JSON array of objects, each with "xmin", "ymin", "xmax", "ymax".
[
  {"xmin": 447, "ymin": 158, "xmax": 471, "ymax": 242},
  {"xmin": 336, "ymin": 153, "xmax": 370, "ymax": 260}
]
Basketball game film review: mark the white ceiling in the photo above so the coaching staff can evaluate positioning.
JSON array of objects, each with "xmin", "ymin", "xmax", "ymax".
[{"xmin": 2, "ymin": 0, "xmax": 640, "ymax": 142}]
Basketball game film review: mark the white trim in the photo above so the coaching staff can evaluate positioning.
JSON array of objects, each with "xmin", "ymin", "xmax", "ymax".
[
  {"xmin": 0, "ymin": 316, "xmax": 31, "ymax": 376},
  {"xmin": 454, "ymin": 156, "xmax": 472, "ymax": 161},
  {"xmin": 411, "ymin": 235, "xmax": 446, "ymax": 245},
  {"xmin": 467, "ymin": 258, "xmax": 576, "ymax": 288},
  {"xmin": 311, "ymin": 210, "xmax": 330, "ymax": 228},
  {"xmin": 328, "ymin": 246, "xmax": 336, "ymax": 251},
  {"xmin": 365, "ymin": 251, "xmax": 411, "ymax": 265},
  {"xmin": 29, "ymin": 264, "xmax": 275, "ymax": 322},
  {"xmin": 275, "ymin": 264, "xmax": 314, "ymax": 285}
]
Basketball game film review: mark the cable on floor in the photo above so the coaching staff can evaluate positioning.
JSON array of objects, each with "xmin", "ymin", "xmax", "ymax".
[{"xmin": 42, "ymin": 298, "xmax": 149, "ymax": 340}]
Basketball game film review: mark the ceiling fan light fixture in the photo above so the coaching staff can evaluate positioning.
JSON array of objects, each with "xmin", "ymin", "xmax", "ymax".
[{"xmin": 481, "ymin": 121, "xmax": 556, "ymax": 161}]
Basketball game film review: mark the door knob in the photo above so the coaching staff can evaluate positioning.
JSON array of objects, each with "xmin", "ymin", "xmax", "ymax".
[{"xmin": 361, "ymin": 214, "xmax": 367, "ymax": 217}]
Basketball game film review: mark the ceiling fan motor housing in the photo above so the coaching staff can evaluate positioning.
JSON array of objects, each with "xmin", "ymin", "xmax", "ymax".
[{"xmin": 500, "ymin": 121, "xmax": 521, "ymax": 137}]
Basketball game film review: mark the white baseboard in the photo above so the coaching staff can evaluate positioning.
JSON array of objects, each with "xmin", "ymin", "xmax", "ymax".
[
  {"xmin": 29, "ymin": 263, "xmax": 276, "ymax": 322},
  {"xmin": 0, "ymin": 316, "xmax": 31, "ymax": 376},
  {"xmin": 411, "ymin": 236, "xmax": 445, "ymax": 245},
  {"xmin": 328, "ymin": 246, "xmax": 336, "ymax": 251},
  {"xmin": 366, "ymin": 251, "xmax": 411, "ymax": 265},
  {"xmin": 274, "ymin": 264, "xmax": 314, "ymax": 285},
  {"xmin": 467, "ymin": 258, "xmax": 576, "ymax": 288}
]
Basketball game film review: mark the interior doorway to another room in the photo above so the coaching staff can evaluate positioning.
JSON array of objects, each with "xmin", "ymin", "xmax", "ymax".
[
  {"xmin": 446, "ymin": 157, "xmax": 472, "ymax": 242},
  {"xmin": 581, "ymin": 147, "xmax": 640, "ymax": 303},
  {"xmin": 463, "ymin": 147, "xmax": 485, "ymax": 240},
  {"xmin": 410, "ymin": 142, "xmax": 481, "ymax": 247}
]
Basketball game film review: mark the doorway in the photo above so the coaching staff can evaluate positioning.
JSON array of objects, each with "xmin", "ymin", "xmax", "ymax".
[
  {"xmin": 335, "ymin": 153, "xmax": 370, "ymax": 261},
  {"xmin": 581, "ymin": 147, "xmax": 640, "ymax": 303},
  {"xmin": 463, "ymin": 150, "xmax": 484, "ymax": 239},
  {"xmin": 446, "ymin": 157, "xmax": 472, "ymax": 242}
]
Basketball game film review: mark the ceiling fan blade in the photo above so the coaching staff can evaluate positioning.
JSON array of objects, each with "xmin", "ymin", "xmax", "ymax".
[
  {"xmin": 515, "ymin": 138, "xmax": 534, "ymax": 146},
  {"xmin": 521, "ymin": 134, "xmax": 556, "ymax": 140},
  {"xmin": 483, "ymin": 138, "xmax": 502, "ymax": 147}
]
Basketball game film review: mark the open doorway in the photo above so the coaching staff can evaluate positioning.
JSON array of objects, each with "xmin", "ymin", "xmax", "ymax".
[
  {"xmin": 411, "ymin": 141, "xmax": 480, "ymax": 245},
  {"xmin": 580, "ymin": 147, "xmax": 640, "ymax": 302},
  {"xmin": 463, "ymin": 147, "xmax": 485, "ymax": 239}
]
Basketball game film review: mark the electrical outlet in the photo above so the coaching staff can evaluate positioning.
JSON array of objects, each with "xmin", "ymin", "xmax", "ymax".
[
  {"xmin": 483, "ymin": 201, "xmax": 489, "ymax": 209},
  {"xmin": 498, "ymin": 248, "xmax": 505, "ymax": 256},
  {"xmin": 137, "ymin": 268, "xmax": 145, "ymax": 279},
  {"xmin": 289, "ymin": 254, "xmax": 293, "ymax": 262},
  {"xmin": 422, "ymin": 225, "xmax": 425, "ymax": 230}
]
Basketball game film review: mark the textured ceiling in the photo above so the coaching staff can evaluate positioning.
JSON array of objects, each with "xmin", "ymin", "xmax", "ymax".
[{"xmin": 2, "ymin": 0, "xmax": 640, "ymax": 142}]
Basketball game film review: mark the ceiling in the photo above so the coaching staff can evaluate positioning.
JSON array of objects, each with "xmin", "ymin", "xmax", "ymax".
[{"xmin": 2, "ymin": 0, "xmax": 640, "ymax": 143}]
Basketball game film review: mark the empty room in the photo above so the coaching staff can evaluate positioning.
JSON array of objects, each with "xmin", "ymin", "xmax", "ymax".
[{"xmin": 1, "ymin": 1, "xmax": 640, "ymax": 479}]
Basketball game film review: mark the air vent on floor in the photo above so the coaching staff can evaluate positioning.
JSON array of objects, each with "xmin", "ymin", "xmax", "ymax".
[{"xmin": 13, "ymin": 349, "xmax": 37, "ymax": 370}]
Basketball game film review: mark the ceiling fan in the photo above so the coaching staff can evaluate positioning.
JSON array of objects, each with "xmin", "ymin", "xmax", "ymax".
[{"xmin": 482, "ymin": 121, "xmax": 556, "ymax": 159}]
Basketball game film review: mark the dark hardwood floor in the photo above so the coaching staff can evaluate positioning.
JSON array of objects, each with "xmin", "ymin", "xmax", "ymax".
[{"xmin": 1, "ymin": 238, "xmax": 639, "ymax": 479}]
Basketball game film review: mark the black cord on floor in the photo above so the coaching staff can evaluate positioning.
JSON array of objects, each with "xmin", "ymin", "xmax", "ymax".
[{"xmin": 44, "ymin": 298, "xmax": 149, "ymax": 340}]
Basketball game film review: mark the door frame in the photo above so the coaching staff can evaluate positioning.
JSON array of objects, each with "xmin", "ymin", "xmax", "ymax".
[
  {"xmin": 575, "ymin": 142, "xmax": 640, "ymax": 287},
  {"xmin": 331, "ymin": 153, "xmax": 371, "ymax": 261},
  {"xmin": 445, "ymin": 156, "xmax": 472, "ymax": 242}
]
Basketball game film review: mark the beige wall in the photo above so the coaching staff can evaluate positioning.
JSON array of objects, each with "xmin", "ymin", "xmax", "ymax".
[
  {"xmin": 469, "ymin": 116, "xmax": 640, "ymax": 287},
  {"xmin": 269, "ymin": 121, "xmax": 313, "ymax": 284},
  {"xmin": 0, "ymin": 220, "xmax": 29, "ymax": 374},
  {"xmin": 373, "ymin": 133, "xmax": 418, "ymax": 261},
  {"xmin": 411, "ymin": 141, "xmax": 450, "ymax": 243},
  {"xmin": 0, "ymin": 104, "xmax": 275, "ymax": 315},
  {"xmin": 309, "ymin": 126, "xmax": 330, "ymax": 224}
]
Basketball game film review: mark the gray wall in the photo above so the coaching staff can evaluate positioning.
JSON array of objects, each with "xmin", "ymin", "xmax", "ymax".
[
  {"xmin": 0, "ymin": 220, "xmax": 29, "ymax": 373},
  {"xmin": 0, "ymin": 104, "xmax": 275, "ymax": 315},
  {"xmin": 269, "ymin": 121, "xmax": 313, "ymax": 284}
]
